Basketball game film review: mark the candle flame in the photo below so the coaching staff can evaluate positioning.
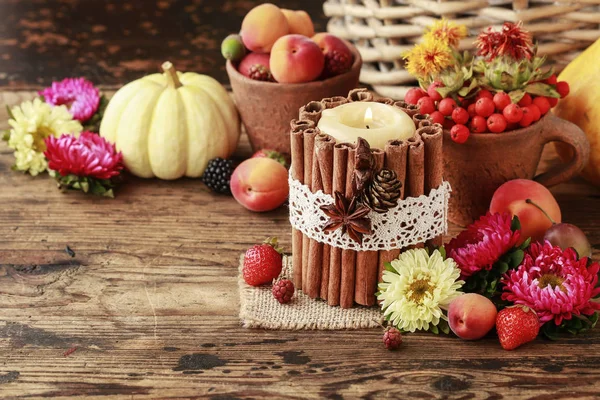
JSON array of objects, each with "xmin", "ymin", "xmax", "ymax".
[{"xmin": 364, "ymin": 107, "xmax": 373, "ymax": 125}]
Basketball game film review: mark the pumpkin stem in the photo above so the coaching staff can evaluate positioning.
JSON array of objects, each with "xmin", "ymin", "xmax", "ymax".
[{"xmin": 162, "ymin": 61, "xmax": 183, "ymax": 89}]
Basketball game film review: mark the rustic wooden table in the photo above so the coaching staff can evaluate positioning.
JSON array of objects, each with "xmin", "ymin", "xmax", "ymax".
[{"xmin": 1, "ymin": 1, "xmax": 600, "ymax": 399}]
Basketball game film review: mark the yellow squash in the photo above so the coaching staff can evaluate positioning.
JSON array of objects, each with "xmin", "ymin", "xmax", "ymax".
[
  {"xmin": 100, "ymin": 62, "xmax": 240, "ymax": 179},
  {"xmin": 554, "ymin": 38, "xmax": 600, "ymax": 187}
]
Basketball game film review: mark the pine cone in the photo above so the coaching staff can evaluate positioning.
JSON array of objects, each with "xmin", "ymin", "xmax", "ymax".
[{"xmin": 362, "ymin": 169, "xmax": 402, "ymax": 213}]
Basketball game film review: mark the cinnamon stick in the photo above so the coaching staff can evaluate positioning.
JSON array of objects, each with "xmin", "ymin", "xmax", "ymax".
[
  {"xmin": 374, "ymin": 97, "xmax": 395, "ymax": 105},
  {"xmin": 321, "ymin": 96, "xmax": 349, "ymax": 109},
  {"xmin": 291, "ymin": 118, "xmax": 315, "ymax": 133},
  {"xmin": 412, "ymin": 113, "xmax": 431, "ymax": 127},
  {"xmin": 302, "ymin": 128, "xmax": 319, "ymax": 292},
  {"xmin": 316, "ymin": 134, "xmax": 335, "ymax": 300},
  {"xmin": 299, "ymin": 101, "xmax": 325, "ymax": 123},
  {"xmin": 406, "ymin": 134, "xmax": 425, "ymax": 249},
  {"xmin": 418, "ymin": 123, "xmax": 444, "ymax": 248},
  {"xmin": 378, "ymin": 139, "xmax": 410, "ymax": 279},
  {"xmin": 340, "ymin": 144, "xmax": 357, "ymax": 308},
  {"xmin": 348, "ymin": 88, "xmax": 373, "ymax": 102},
  {"xmin": 291, "ymin": 127, "xmax": 305, "ymax": 288},
  {"xmin": 306, "ymin": 135, "xmax": 327, "ymax": 299},
  {"xmin": 394, "ymin": 100, "xmax": 419, "ymax": 117},
  {"xmin": 355, "ymin": 149, "xmax": 384, "ymax": 306},
  {"xmin": 328, "ymin": 143, "xmax": 350, "ymax": 306}
]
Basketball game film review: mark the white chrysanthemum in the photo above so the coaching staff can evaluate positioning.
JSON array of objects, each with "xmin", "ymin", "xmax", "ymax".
[
  {"xmin": 7, "ymin": 98, "xmax": 82, "ymax": 175},
  {"xmin": 378, "ymin": 249, "xmax": 464, "ymax": 333}
]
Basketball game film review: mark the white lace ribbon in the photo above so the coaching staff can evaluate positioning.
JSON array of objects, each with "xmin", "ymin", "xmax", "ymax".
[{"xmin": 289, "ymin": 174, "xmax": 451, "ymax": 251}]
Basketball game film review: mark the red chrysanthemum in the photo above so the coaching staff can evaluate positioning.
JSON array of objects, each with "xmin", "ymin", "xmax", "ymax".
[
  {"xmin": 44, "ymin": 132, "xmax": 123, "ymax": 180},
  {"xmin": 475, "ymin": 22, "xmax": 534, "ymax": 61},
  {"xmin": 39, "ymin": 78, "xmax": 100, "ymax": 122},
  {"xmin": 502, "ymin": 241, "xmax": 600, "ymax": 326},
  {"xmin": 446, "ymin": 212, "xmax": 521, "ymax": 279}
]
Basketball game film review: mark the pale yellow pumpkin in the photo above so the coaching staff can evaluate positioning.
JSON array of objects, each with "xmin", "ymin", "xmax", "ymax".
[{"xmin": 100, "ymin": 62, "xmax": 240, "ymax": 179}]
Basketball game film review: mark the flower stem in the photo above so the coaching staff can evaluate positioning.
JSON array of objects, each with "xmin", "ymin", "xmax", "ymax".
[
  {"xmin": 525, "ymin": 198, "xmax": 555, "ymax": 224},
  {"xmin": 161, "ymin": 61, "xmax": 182, "ymax": 89}
]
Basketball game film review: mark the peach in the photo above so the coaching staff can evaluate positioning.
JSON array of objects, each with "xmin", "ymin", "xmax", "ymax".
[
  {"xmin": 281, "ymin": 9, "xmax": 315, "ymax": 37},
  {"xmin": 312, "ymin": 33, "xmax": 354, "ymax": 77},
  {"xmin": 238, "ymin": 52, "xmax": 271, "ymax": 79},
  {"xmin": 448, "ymin": 293, "xmax": 497, "ymax": 340},
  {"xmin": 240, "ymin": 3, "xmax": 289, "ymax": 53},
  {"xmin": 270, "ymin": 34, "xmax": 324, "ymax": 83},
  {"xmin": 490, "ymin": 179, "xmax": 561, "ymax": 243},
  {"xmin": 230, "ymin": 158, "xmax": 289, "ymax": 212}
]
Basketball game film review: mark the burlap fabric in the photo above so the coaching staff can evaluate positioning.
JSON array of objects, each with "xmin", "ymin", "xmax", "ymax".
[{"xmin": 238, "ymin": 254, "xmax": 383, "ymax": 330}]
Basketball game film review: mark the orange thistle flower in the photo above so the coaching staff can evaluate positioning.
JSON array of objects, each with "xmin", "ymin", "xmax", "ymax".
[
  {"xmin": 423, "ymin": 18, "xmax": 468, "ymax": 48},
  {"xmin": 403, "ymin": 39, "xmax": 453, "ymax": 80},
  {"xmin": 476, "ymin": 21, "xmax": 534, "ymax": 61}
]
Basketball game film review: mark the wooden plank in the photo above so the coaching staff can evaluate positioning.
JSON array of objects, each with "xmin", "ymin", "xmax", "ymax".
[{"xmin": 1, "ymin": 89, "xmax": 600, "ymax": 398}]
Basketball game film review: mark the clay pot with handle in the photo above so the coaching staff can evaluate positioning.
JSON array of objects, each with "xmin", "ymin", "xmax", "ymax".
[{"xmin": 443, "ymin": 112, "xmax": 590, "ymax": 226}]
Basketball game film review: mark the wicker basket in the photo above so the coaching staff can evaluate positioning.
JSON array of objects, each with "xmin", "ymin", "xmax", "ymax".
[{"xmin": 324, "ymin": 0, "xmax": 600, "ymax": 99}]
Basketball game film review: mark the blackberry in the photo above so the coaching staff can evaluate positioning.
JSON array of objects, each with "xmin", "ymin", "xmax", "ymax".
[{"xmin": 202, "ymin": 158, "xmax": 233, "ymax": 194}]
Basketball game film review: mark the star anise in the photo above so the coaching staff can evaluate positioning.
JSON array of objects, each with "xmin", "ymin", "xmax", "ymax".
[{"xmin": 320, "ymin": 191, "xmax": 373, "ymax": 244}]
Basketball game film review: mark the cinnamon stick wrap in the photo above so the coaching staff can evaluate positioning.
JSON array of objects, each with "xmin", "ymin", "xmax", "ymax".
[
  {"xmin": 290, "ymin": 125, "xmax": 306, "ymax": 287},
  {"xmin": 348, "ymin": 88, "xmax": 374, "ymax": 102},
  {"xmin": 418, "ymin": 123, "xmax": 444, "ymax": 248},
  {"xmin": 321, "ymin": 96, "xmax": 349, "ymax": 109},
  {"xmin": 340, "ymin": 145, "xmax": 357, "ymax": 309},
  {"xmin": 328, "ymin": 143, "xmax": 350, "ymax": 306},
  {"xmin": 394, "ymin": 100, "xmax": 419, "ymax": 117},
  {"xmin": 378, "ymin": 138, "xmax": 410, "ymax": 279},
  {"xmin": 299, "ymin": 101, "xmax": 325, "ymax": 124},
  {"xmin": 302, "ymin": 128, "xmax": 319, "ymax": 291},
  {"xmin": 355, "ymin": 148, "xmax": 384, "ymax": 306},
  {"xmin": 305, "ymin": 135, "xmax": 331, "ymax": 299}
]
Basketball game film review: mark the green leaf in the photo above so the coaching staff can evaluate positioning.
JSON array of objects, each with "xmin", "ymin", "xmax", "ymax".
[
  {"xmin": 519, "ymin": 237, "xmax": 532, "ymax": 250},
  {"xmin": 82, "ymin": 95, "xmax": 109, "ymax": 133},
  {"xmin": 525, "ymin": 82, "xmax": 560, "ymax": 98},
  {"xmin": 6, "ymin": 105, "xmax": 14, "ymax": 120},
  {"xmin": 438, "ymin": 319, "xmax": 450, "ymax": 335},
  {"xmin": 430, "ymin": 325, "xmax": 439, "ymax": 335},
  {"xmin": 508, "ymin": 249, "xmax": 525, "ymax": 268},
  {"xmin": 2, "ymin": 130, "xmax": 9, "ymax": 142},
  {"xmin": 497, "ymin": 262, "xmax": 509, "ymax": 274},
  {"xmin": 384, "ymin": 262, "xmax": 395, "ymax": 273},
  {"xmin": 438, "ymin": 246, "xmax": 446, "ymax": 260},
  {"xmin": 508, "ymin": 89, "xmax": 525, "ymax": 104},
  {"xmin": 510, "ymin": 216, "xmax": 521, "ymax": 232}
]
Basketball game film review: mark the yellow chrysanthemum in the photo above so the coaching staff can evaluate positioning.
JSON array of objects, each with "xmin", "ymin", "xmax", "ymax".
[
  {"xmin": 403, "ymin": 40, "xmax": 453, "ymax": 80},
  {"xmin": 423, "ymin": 18, "xmax": 468, "ymax": 48},
  {"xmin": 378, "ymin": 249, "xmax": 464, "ymax": 333},
  {"xmin": 7, "ymin": 98, "xmax": 82, "ymax": 175}
]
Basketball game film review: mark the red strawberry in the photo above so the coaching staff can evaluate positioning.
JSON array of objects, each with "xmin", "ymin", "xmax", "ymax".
[
  {"xmin": 252, "ymin": 149, "xmax": 288, "ymax": 167},
  {"xmin": 496, "ymin": 305, "xmax": 540, "ymax": 350},
  {"xmin": 243, "ymin": 237, "xmax": 283, "ymax": 286}
]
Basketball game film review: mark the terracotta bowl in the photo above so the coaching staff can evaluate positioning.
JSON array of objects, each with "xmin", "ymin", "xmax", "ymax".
[
  {"xmin": 226, "ymin": 45, "xmax": 362, "ymax": 157},
  {"xmin": 443, "ymin": 112, "xmax": 590, "ymax": 226}
]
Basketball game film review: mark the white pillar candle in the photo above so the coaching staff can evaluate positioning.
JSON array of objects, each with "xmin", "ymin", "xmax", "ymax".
[{"xmin": 317, "ymin": 102, "xmax": 416, "ymax": 149}]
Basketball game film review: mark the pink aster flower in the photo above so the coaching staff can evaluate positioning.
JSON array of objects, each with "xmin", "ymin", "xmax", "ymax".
[
  {"xmin": 44, "ymin": 132, "xmax": 123, "ymax": 180},
  {"xmin": 39, "ymin": 78, "xmax": 100, "ymax": 123},
  {"xmin": 502, "ymin": 242, "xmax": 600, "ymax": 326},
  {"xmin": 446, "ymin": 212, "xmax": 522, "ymax": 279}
]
